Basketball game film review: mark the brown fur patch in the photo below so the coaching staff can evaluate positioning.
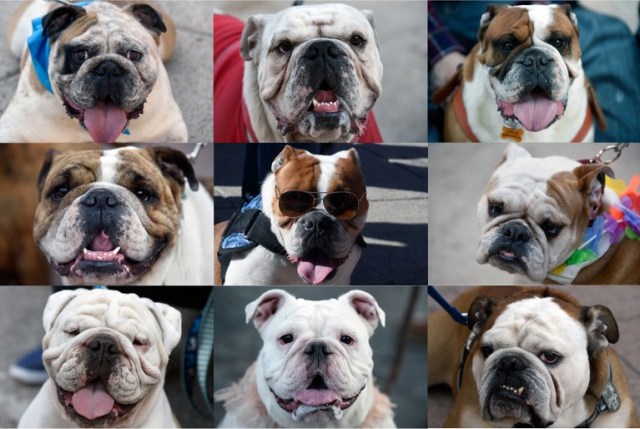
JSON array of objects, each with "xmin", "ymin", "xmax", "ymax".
[
  {"xmin": 478, "ymin": 8, "xmax": 533, "ymax": 67},
  {"xmin": 330, "ymin": 150, "xmax": 368, "ymax": 238},
  {"xmin": 56, "ymin": 13, "xmax": 99, "ymax": 46}
]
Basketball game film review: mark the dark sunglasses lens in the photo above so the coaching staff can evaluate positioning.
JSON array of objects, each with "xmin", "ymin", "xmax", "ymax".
[
  {"xmin": 279, "ymin": 191, "xmax": 314, "ymax": 217},
  {"xmin": 323, "ymin": 192, "xmax": 359, "ymax": 219}
]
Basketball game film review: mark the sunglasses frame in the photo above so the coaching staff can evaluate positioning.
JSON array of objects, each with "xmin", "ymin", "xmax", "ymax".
[{"xmin": 275, "ymin": 186, "xmax": 367, "ymax": 220}]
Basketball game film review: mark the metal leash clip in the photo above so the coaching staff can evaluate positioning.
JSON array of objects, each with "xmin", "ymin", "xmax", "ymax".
[
  {"xmin": 187, "ymin": 142, "xmax": 208, "ymax": 164},
  {"xmin": 591, "ymin": 143, "xmax": 629, "ymax": 165}
]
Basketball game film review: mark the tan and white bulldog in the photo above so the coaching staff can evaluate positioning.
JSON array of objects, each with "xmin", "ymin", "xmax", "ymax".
[
  {"xmin": 240, "ymin": 3, "xmax": 383, "ymax": 143},
  {"xmin": 477, "ymin": 144, "xmax": 640, "ymax": 284},
  {"xmin": 428, "ymin": 286, "xmax": 639, "ymax": 428},
  {"xmin": 19, "ymin": 288, "xmax": 181, "ymax": 428},
  {"xmin": 215, "ymin": 145, "xmax": 368, "ymax": 285},
  {"xmin": 0, "ymin": 0, "xmax": 187, "ymax": 143},
  {"xmin": 433, "ymin": 4, "xmax": 606, "ymax": 143},
  {"xmin": 215, "ymin": 289, "xmax": 395, "ymax": 428},
  {"xmin": 34, "ymin": 146, "xmax": 213, "ymax": 285}
]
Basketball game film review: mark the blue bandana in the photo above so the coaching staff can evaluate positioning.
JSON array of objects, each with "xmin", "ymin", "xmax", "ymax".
[{"xmin": 27, "ymin": 2, "xmax": 91, "ymax": 94}]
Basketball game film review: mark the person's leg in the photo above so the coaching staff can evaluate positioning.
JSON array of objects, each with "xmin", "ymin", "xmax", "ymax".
[{"xmin": 567, "ymin": 7, "xmax": 640, "ymax": 141}]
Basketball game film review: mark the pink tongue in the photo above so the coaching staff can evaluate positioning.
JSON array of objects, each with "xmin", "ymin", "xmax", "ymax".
[
  {"xmin": 71, "ymin": 382, "xmax": 115, "ymax": 420},
  {"xmin": 90, "ymin": 231, "xmax": 114, "ymax": 251},
  {"xmin": 296, "ymin": 251, "xmax": 337, "ymax": 285},
  {"xmin": 83, "ymin": 102, "xmax": 127, "ymax": 144},
  {"xmin": 295, "ymin": 389, "xmax": 339, "ymax": 406},
  {"xmin": 314, "ymin": 90, "xmax": 337, "ymax": 103},
  {"xmin": 513, "ymin": 92, "xmax": 559, "ymax": 132}
]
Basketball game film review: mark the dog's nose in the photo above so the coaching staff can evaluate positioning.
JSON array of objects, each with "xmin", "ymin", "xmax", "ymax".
[
  {"xmin": 520, "ymin": 49, "xmax": 553, "ymax": 69},
  {"xmin": 304, "ymin": 342, "xmax": 332, "ymax": 361},
  {"xmin": 81, "ymin": 189, "xmax": 120, "ymax": 209},
  {"xmin": 501, "ymin": 223, "xmax": 531, "ymax": 243},
  {"xmin": 88, "ymin": 335, "xmax": 119, "ymax": 360},
  {"xmin": 497, "ymin": 354, "xmax": 527, "ymax": 373},
  {"xmin": 93, "ymin": 60, "xmax": 123, "ymax": 78},
  {"xmin": 304, "ymin": 40, "xmax": 343, "ymax": 62},
  {"xmin": 301, "ymin": 210, "xmax": 332, "ymax": 233}
]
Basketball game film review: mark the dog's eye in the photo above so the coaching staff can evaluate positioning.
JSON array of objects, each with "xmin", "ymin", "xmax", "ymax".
[
  {"xmin": 500, "ymin": 40, "xmax": 515, "ymax": 51},
  {"xmin": 340, "ymin": 335, "xmax": 354, "ymax": 345},
  {"xmin": 350, "ymin": 34, "xmax": 365, "ymax": 47},
  {"xmin": 481, "ymin": 345, "xmax": 494, "ymax": 358},
  {"xmin": 488, "ymin": 203, "xmax": 503, "ymax": 217},
  {"xmin": 127, "ymin": 50, "xmax": 142, "ymax": 61},
  {"xmin": 277, "ymin": 40, "xmax": 293, "ymax": 54},
  {"xmin": 541, "ymin": 221, "xmax": 563, "ymax": 238},
  {"xmin": 135, "ymin": 188, "xmax": 156, "ymax": 203},
  {"xmin": 74, "ymin": 49, "xmax": 89, "ymax": 62},
  {"xmin": 540, "ymin": 351, "xmax": 561, "ymax": 365},
  {"xmin": 50, "ymin": 185, "xmax": 69, "ymax": 202},
  {"xmin": 65, "ymin": 328, "xmax": 80, "ymax": 336},
  {"xmin": 133, "ymin": 338, "xmax": 148, "ymax": 347},
  {"xmin": 549, "ymin": 38, "xmax": 566, "ymax": 50},
  {"xmin": 280, "ymin": 334, "xmax": 294, "ymax": 344}
]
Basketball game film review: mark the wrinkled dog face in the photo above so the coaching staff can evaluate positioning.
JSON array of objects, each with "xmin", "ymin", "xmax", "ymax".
[
  {"xmin": 246, "ymin": 289, "xmax": 385, "ymax": 425},
  {"xmin": 477, "ymin": 144, "xmax": 615, "ymax": 281},
  {"xmin": 477, "ymin": 5, "xmax": 581, "ymax": 132},
  {"xmin": 241, "ymin": 3, "xmax": 383, "ymax": 142},
  {"xmin": 261, "ymin": 146, "xmax": 368, "ymax": 284},
  {"xmin": 34, "ymin": 147, "xmax": 198, "ymax": 285},
  {"xmin": 470, "ymin": 293, "xmax": 618, "ymax": 427},
  {"xmin": 42, "ymin": 289, "xmax": 181, "ymax": 428},
  {"xmin": 43, "ymin": 3, "xmax": 167, "ymax": 143}
]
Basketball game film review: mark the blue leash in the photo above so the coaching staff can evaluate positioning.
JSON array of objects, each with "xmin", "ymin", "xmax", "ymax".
[{"xmin": 427, "ymin": 286, "xmax": 468, "ymax": 326}]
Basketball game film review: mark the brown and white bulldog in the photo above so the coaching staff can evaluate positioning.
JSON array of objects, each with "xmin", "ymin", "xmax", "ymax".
[
  {"xmin": 215, "ymin": 145, "xmax": 368, "ymax": 285},
  {"xmin": 433, "ymin": 4, "xmax": 606, "ymax": 143},
  {"xmin": 477, "ymin": 144, "xmax": 640, "ymax": 284},
  {"xmin": 34, "ymin": 146, "xmax": 213, "ymax": 285},
  {"xmin": 0, "ymin": 1, "xmax": 187, "ymax": 143},
  {"xmin": 428, "ymin": 286, "xmax": 639, "ymax": 428}
]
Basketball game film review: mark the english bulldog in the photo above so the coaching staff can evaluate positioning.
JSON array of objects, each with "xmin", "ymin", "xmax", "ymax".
[
  {"xmin": 235, "ymin": 3, "xmax": 383, "ymax": 143},
  {"xmin": 19, "ymin": 288, "xmax": 181, "ymax": 428},
  {"xmin": 433, "ymin": 4, "xmax": 606, "ymax": 143},
  {"xmin": 215, "ymin": 289, "xmax": 395, "ymax": 428},
  {"xmin": 0, "ymin": 1, "xmax": 187, "ymax": 143},
  {"xmin": 428, "ymin": 286, "xmax": 639, "ymax": 427},
  {"xmin": 215, "ymin": 145, "xmax": 368, "ymax": 285},
  {"xmin": 34, "ymin": 146, "xmax": 213, "ymax": 285},
  {"xmin": 477, "ymin": 144, "xmax": 640, "ymax": 284}
]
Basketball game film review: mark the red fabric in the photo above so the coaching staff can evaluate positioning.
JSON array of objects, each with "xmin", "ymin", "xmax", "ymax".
[{"xmin": 213, "ymin": 14, "xmax": 383, "ymax": 143}]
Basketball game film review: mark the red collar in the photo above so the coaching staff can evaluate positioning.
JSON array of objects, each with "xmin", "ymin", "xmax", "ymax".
[{"xmin": 453, "ymin": 86, "xmax": 593, "ymax": 143}]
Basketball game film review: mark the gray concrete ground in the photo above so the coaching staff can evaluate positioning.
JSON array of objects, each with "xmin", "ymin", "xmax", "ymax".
[
  {"xmin": 0, "ymin": 1, "xmax": 213, "ymax": 143},
  {"xmin": 214, "ymin": 1, "xmax": 428, "ymax": 143},
  {"xmin": 214, "ymin": 143, "xmax": 428, "ymax": 285},
  {"xmin": 0, "ymin": 286, "xmax": 213, "ymax": 428},
  {"xmin": 213, "ymin": 286, "xmax": 428, "ymax": 428},
  {"xmin": 428, "ymin": 143, "xmax": 640, "ymax": 285},
  {"xmin": 427, "ymin": 286, "xmax": 640, "ymax": 428}
]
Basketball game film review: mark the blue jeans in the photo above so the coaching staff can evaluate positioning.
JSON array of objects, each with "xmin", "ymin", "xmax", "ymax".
[{"xmin": 429, "ymin": 2, "xmax": 640, "ymax": 141}]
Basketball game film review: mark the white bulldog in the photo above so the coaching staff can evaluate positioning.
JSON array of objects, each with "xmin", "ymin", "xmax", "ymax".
[
  {"xmin": 240, "ymin": 3, "xmax": 383, "ymax": 142},
  {"xmin": 215, "ymin": 289, "xmax": 395, "ymax": 428},
  {"xmin": 19, "ymin": 288, "xmax": 181, "ymax": 428}
]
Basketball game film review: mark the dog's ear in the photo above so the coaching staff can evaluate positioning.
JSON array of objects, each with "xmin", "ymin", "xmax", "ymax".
[
  {"xmin": 123, "ymin": 4, "xmax": 167, "ymax": 36},
  {"xmin": 467, "ymin": 295, "xmax": 495, "ymax": 331},
  {"xmin": 580, "ymin": 305, "xmax": 619, "ymax": 357},
  {"xmin": 339, "ymin": 290, "xmax": 385, "ymax": 335},
  {"xmin": 42, "ymin": 5, "xmax": 88, "ymax": 41},
  {"xmin": 558, "ymin": 4, "xmax": 579, "ymax": 35},
  {"xmin": 271, "ymin": 145, "xmax": 305, "ymax": 173},
  {"xmin": 359, "ymin": 9, "xmax": 376, "ymax": 30},
  {"xmin": 245, "ymin": 289, "xmax": 296, "ymax": 333},
  {"xmin": 478, "ymin": 5, "xmax": 508, "ymax": 42},
  {"xmin": 146, "ymin": 146, "xmax": 199, "ymax": 192},
  {"xmin": 37, "ymin": 149, "xmax": 57, "ymax": 199},
  {"xmin": 241, "ymin": 14, "xmax": 269, "ymax": 61},
  {"xmin": 43, "ymin": 289, "xmax": 91, "ymax": 333},
  {"xmin": 574, "ymin": 164, "xmax": 615, "ymax": 217},
  {"xmin": 143, "ymin": 299, "xmax": 182, "ymax": 353},
  {"xmin": 497, "ymin": 143, "xmax": 531, "ymax": 168}
]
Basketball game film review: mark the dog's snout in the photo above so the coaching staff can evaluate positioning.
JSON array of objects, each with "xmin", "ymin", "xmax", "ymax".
[
  {"xmin": 81, "ymin": 189, "xmax": 120, "ymax": 209},
  {"xmin": 88, "ymin": 335, "xmax": 119, "ymax": 357},
  {"xmin": 304, "ymin": 341, "xmax": 332, "ymax": 360},
  {"xmin": 497, "ymin": 354, "xmax": 527, "ymax": 373},
  {"xmin": 302, "ymin": 210, "xmax": 332, "ymax": 233},
  {"xmin": 519, "ymin": 49, "xmax": 553, "ymax": 69},
  {"xmin": 93, "ymin": 60, "xmax": 124, "ymax": 78},
  {"xmin": 304, "ymin": 40, "xmax": 343, "ymax": 62},
  {"xmin": 501, "ymin": 223, "xmax": 531, "ymax": 244}
]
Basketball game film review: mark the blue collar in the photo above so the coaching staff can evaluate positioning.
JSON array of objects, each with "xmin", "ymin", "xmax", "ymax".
[{"xmin": 27, "ymin": 1, "xmax": 91, "ymax": 93}]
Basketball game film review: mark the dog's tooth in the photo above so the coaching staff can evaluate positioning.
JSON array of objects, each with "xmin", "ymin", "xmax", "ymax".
[
  {"xmin": 517, "ymin": 387, "xmax": 524, "ymax": 395},
  {"xmin": 112, "ymin": 246, "xmax": 121, "ymax": 255},
  {"xmin": 313, "ymin": 99, "xmax": 319, "ymax": 106},
  {"xmin": 83, "ymin": 248, "xmax": 89, "ymax": 255}
]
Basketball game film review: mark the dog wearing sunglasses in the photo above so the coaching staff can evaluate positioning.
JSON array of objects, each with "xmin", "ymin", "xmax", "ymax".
[{"xmin": 215, "ymin": 145, "xmax": 368, "ymax": 285}]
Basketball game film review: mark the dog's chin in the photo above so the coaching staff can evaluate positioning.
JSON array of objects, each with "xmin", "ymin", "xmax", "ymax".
[
  {"xmin": 487, "ymin": 249, "xmax": 529, "ymax": 275},
  {"xmin": 56, "ymin": 380, "xmax": 139, "ymax": 428}
]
